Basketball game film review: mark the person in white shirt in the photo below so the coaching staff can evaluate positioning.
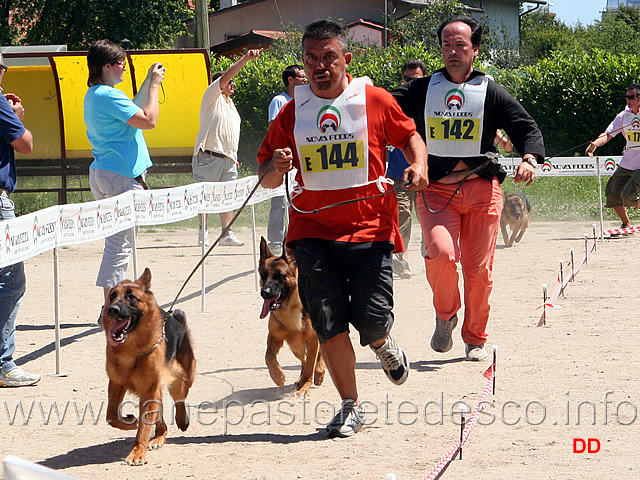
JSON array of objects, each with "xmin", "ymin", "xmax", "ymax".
[
  {"xmin": 586, "ymin": 83, "xmax": 640, "ymax": 229},
  {"xmin": 193, "ymin": 49, "xmax": 262, "ymax": 246}
]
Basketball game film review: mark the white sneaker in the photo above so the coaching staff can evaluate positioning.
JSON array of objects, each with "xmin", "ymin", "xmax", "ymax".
[
  {"xmin": 267, "ymin": 242, "xmax": 282, "ymax": 256},
  {"xmin": 465, "ymin": 344, "xmax": 488, "ymax": 361},
  {"xmin": 219, "ymin": 231, "xmax": 244, "ymax": 246},
  {"xmin": 326, "ymin": 399, "xmax": 365, "ymax": 438},
  {"xmin": 370, "ymin": 334, "xmax": 409, "ymax": 385},
  {"xmin": 0, "ymin": 367, "xmax": 41, "ymax": 387}
]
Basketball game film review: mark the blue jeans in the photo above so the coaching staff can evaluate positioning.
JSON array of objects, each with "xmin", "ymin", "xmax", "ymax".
[
  {"xmin": 267, "ymin": 195, "xmax": 286, "ymax": 245},
  {"xmin": 0, "ymin": 196, "xmax": 26, "ymax": 373}
]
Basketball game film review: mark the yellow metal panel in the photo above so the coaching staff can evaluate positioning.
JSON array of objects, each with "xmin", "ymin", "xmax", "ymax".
[
  {"xmin": 54, "ymin": 55, "xmax": 135, "ymax": 157},
  {"xmin": 4, "ymin": 51, "xmax": 208, "ymax": 159},
  {"xmin": 2, "ymin": 65, "xmax": 61, "ymax": 159},
  {"xmin": 129, "ymin": 53, "xmax": 209, "ymax": 155}
]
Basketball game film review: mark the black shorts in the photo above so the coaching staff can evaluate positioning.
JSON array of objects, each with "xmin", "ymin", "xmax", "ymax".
[
  {"xmin": 605, "ymin": 166, "xmax": 640, "ymax": 207},
  {"xmin": 293, "ymin": 238, "xmax": 394, "ymax": 346}
]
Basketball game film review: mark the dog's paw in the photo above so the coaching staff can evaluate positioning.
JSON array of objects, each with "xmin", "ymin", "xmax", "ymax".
[
  {"xmin": 313, "ymin": 370, "xmax": 325, "ymax": 386},
  {"xmin": 149, "ymin": 435, "xmax": 167, "ymax": 450},
  {"xmin": 294, "ymin": 378, "xmax": 312, "ymax": 396},
  {"xmin": 125, "ymin": 446, "xmax": 148, "ymax": 466}
]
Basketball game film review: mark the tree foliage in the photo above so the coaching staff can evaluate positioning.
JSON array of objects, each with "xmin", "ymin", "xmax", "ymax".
[
  {"xmin": 387, "ymin": 0, "xmax": 467, "ymax": 56},
  {"xmin": 520, "ymin": 6, "xmax": 577, "ymax": 65},
  {"xmin": 3, "ymin": 0, "xmax": 192, "ymax": 49}
]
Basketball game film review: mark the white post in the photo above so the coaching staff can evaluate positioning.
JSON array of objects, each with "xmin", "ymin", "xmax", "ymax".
[
  {"xmin": 53, "ymin": 247, "xmax": 61, "ymax": 375},
  {"xmin": 596, "ymin": 156, "xmax": 605, "ymax": 239},
  {"xmin": 201, "ymin": 219, "xmax": 206, "ymax": 312},
  {"xmin": 251, "ymin": 204, "xmax": 259, "ymax": 291},
  {"xmin": 131, "ymin": 226, "xmax": 138, "ymax": 279}
]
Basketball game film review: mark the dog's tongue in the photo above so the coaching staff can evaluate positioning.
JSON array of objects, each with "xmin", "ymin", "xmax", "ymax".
[
  {"xmin": 107, "ymin": 318, "xmax": 129, "ymax": 347},
  {"xmin": 260, "ymin": 298, "xmax": 275, "ymax": 319}
]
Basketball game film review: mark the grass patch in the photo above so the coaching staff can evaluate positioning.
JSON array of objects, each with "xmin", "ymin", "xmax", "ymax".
[{"xmin": 502, "ymin": 176, "xmax": 635, "ymax": 222}]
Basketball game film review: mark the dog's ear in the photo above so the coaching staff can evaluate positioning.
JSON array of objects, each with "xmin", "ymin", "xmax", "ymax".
[
  {"xmin": 259, "ymin": 236, "xmax": 271, "ymax": 261},
  {"xmin": 138, "ymin": 267, "xmax": 152, "ymax": 291}
]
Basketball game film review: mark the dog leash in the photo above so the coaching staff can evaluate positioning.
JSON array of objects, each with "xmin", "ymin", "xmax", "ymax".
[
  {"xmin": 418, "ymin": 158, "xmax": 492, "ymax": 214},
  {"xmin": 285, "ymin": 172, "xmax": 412, "ymax": 215},
  {"xmin": 164, "ymin": 168, "xmax": 270, "ymax": 317}
]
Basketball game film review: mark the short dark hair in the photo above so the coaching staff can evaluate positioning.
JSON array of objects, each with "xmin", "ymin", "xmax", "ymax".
[
  {"xmin": 87, "ymin": 39, "xmax": 125, "ymax": 87},
  {"xmin": 302, "ymin": 20, "xmax": 348, "ymax": 52},
  {"xmin": 627, "ymin": 83, "xmax": 640, "ymax": 94},
  {"xmin": 437, "ymin": 16, "xmax": 483, "ymax": 47},
  {"xmin": 402, "ymin": 59, "xmax": 426, "ymax": 76},
  {"xmin": 282, "ymin": 64, "xmax": 303, "ymax": 87},
  {"xmin": 212, "ymin": 72, "xmax": 224, "ymax": 83}
]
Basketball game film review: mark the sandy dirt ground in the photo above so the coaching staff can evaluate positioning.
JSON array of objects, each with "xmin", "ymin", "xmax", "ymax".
[{"xmin": 1, "ymin": 220, "xmax": 638, "ymax": 480}]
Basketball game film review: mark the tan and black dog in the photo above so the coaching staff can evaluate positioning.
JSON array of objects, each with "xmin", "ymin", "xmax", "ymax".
[
  {"xmin": 102, "ymin": 268, "xmax": 195, "ymax": 465},
  {"xmin": 259, "ymin": 237, "xmax": 325, "ymax": 396},
  {"xmin": 500, "ymin": 192, "xmax": 531, "ymax": 247}
]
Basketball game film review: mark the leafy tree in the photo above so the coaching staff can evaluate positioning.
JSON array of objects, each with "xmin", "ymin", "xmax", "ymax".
[
  {"xmin": 519, "ymin": 6, "xmax": 577, "ymax": 65},
  {"xmin": 582, "ymin": 6, "xmax": 640, "ymax": 55},
  {"xmin": 6, "ymin": 0, "xmax": 192, "ymax": 49},
  {"xmin": 387, "ymin": 0, "xmax": 467, "ymax": 56}
]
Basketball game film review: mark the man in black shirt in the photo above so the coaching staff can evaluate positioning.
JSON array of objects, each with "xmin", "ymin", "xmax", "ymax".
[{"xmin": 392, "ymin": 16, "xmax": 544, "ymax": 361}]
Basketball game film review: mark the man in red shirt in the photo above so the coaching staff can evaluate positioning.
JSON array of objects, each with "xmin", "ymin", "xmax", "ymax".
[{"xmin": 257, "ymin": 20, "xmax": 427, "ymax": 437}]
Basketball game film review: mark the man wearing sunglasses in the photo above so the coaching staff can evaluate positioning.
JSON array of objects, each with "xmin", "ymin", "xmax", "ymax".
[
  {"xmin": 586, "ymin": 83, "xmax": 640, "ymax": 230},
  {"xmin": 0, "ymin": 50, "xmax": 39, "ymax": 387}
]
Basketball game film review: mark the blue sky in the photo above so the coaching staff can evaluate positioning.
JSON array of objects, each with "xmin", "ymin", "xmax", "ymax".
[{"xmin": 547, "ymin": 0, "xmax": 606, "ymax": 26}]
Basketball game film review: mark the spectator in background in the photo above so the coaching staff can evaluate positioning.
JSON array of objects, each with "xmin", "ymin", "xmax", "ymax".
[
  {"xmin": 193, "ymin": 49, "xmax": 262, "ymax": 247},
  {"xmin": 386, "ymin": 59, "xmax": 426, "ymax": 279},
  {"xmin": 0, "ymin": 50, "xmax": 39, "ymax": 387},
  {"xmin": 586, "ymin": 83, "xmax": 640, "ymax": 230},
  {"xmin": 266, "ymin": 64, "xmax": 307, "ymax": 255},
  {"xmin": 83, "ymin": 39, "xmax": 164, "ymax": 311}
]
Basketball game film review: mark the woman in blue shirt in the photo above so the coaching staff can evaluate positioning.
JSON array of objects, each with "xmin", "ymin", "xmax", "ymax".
[{"xmin": 84, "ymin": 39, "xmax": 164, "ymax": 310}]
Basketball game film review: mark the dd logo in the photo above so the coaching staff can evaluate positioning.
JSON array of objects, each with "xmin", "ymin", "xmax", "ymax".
[{"xmin": 573, "ymin": 438, "xmax": 600, "ymax": 453}]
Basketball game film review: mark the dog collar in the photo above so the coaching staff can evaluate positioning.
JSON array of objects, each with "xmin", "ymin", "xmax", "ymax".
[{"xmin": 138, "ymin": 318, "xmax": 167, "ymax": 356}]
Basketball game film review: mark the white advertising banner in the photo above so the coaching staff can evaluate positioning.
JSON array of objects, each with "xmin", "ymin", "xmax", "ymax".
[
  {"xmin": 0, "ymin": 177, "xmax": 291, "ymax": 268},
  {"xmin": 0, "ymin": 205, "xmax": 59, "ymax": 266},
  {"xmin": 498, "ymin": 156, "xmax": 621, "ymax": 177},
  {"xmin": 57, "ymin": 192, "xmax": 136, "ymax": 247}
]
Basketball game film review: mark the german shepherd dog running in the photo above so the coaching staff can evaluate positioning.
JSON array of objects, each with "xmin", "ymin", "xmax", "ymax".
[
  {"xmin": 102, "ymin": 268, "xmax": 195, "ymax": 465},
  {"xmin": 259, "ymin": 237, "xmax": 325, "ymax": 396},
  {"xmin": 500, "ymin": 192, "xmax": 531, "ymax": 247}
]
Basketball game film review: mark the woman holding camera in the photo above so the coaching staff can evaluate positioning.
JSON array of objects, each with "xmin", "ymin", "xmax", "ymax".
[{"xmin": 83, "ymin": 39, "xmax": 164, "ymax": 310}]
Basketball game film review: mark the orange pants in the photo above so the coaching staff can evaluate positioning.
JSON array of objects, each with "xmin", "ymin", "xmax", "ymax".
[{"xmin": 416, "ymin": 177, "xmax": 503, "ymax": 345}]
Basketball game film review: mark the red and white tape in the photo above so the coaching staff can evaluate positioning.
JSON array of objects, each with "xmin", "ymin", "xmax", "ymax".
[
  {"xmin": 423, "ymin": 366, "xmax": 495, "ymax": 480},
  {"xmin": 603, "ymin": 225, "xmax": 640, "ymax": 237}
]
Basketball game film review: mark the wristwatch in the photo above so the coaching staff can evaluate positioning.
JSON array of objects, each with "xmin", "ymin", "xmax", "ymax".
[{"xmin": 522, "ymin": 156, "xmax": 537, "ymax": 168}]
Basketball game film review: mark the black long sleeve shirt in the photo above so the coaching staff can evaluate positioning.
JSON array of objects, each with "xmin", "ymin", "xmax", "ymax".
[{"xmin": 392, "ymin": 68, "xmax": 545, "ymax": 183}]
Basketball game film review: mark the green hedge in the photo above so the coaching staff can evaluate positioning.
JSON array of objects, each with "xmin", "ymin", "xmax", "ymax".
[{"xmin": 226, "ymin": 46, "xmax": 640, "ymax": 169}]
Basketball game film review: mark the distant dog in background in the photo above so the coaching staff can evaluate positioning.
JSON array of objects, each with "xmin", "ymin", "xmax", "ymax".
[
  {"xmin": 259, "ymin": 237, "xmax": 325, "ymax": 396},
  {"xmin": 500, "ymin": 193, "xmax": 531, "ymax": 247}
]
